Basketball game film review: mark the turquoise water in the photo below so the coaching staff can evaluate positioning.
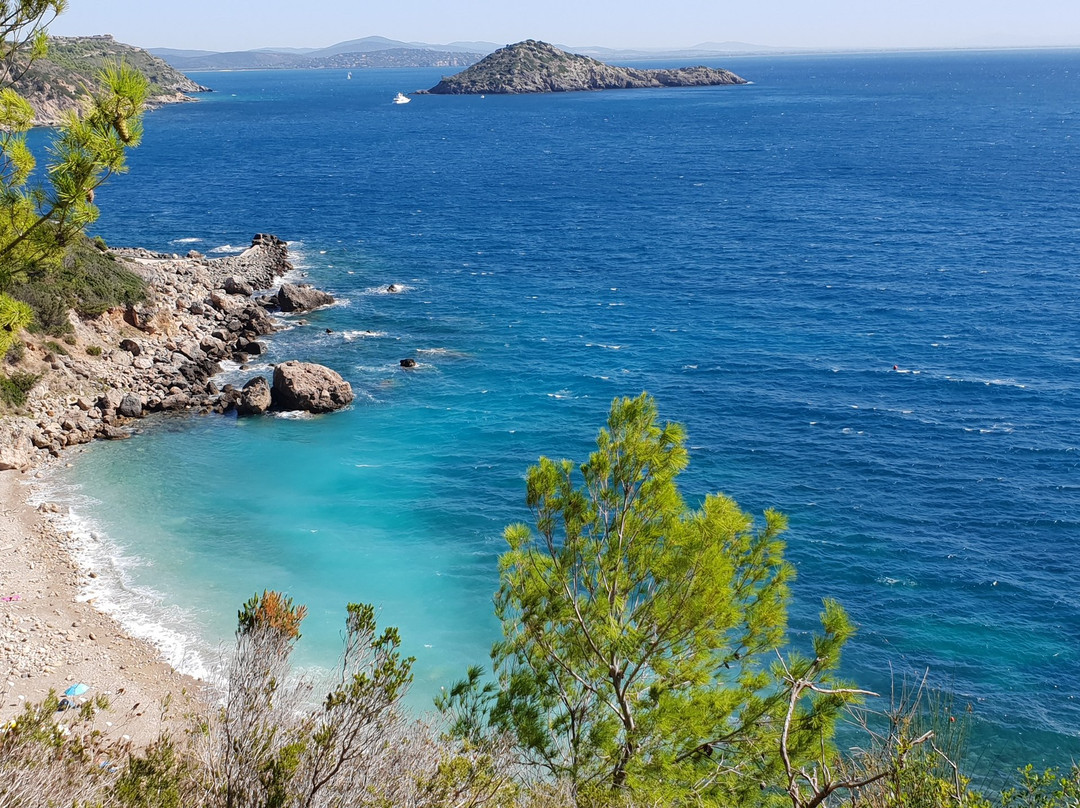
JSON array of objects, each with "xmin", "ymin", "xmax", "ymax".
[{"xmin": 38, "ymin": 50, "xmax": 1080, "ymax": 770}]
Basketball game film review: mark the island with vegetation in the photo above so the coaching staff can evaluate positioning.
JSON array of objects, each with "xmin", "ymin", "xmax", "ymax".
[
  {"xmin": 15, "ymin": 34, "xmax": 209, "ymax": 125},
  {"xmin": 424, "ymin": 39, "xmax": 748, "ymax": 95}
]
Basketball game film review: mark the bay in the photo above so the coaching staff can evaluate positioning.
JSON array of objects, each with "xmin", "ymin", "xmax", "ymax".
[{"xmin": 40, "ymin": 49, "xmax": 1080, "ymax": 772}]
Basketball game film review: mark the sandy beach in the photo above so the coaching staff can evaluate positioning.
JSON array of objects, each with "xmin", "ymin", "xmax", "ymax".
[{"xmin": 0, "ymin": 468, "xmax": 197, "ymax": 746}]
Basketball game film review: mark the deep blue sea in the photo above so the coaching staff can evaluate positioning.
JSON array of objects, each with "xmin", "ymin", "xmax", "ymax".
[{"xmin": 34, "ymin": 49, "xmax": 1080, "ymax": 774}]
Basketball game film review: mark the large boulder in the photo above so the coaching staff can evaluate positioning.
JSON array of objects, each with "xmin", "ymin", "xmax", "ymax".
[
  {"xmin": 274, "ymin": 283, "xmax": 334, "ymax": 313},
  {"xmin": 271, "ymin": 361, "xmax": 353, "ymax": 413},
  {"xmin": 236, "ymin": 376, "xmax": 272, "ymax": 416},
  {"xmin": 224, "ymin": 276, "xmax": 255, "ymax": 296},
  {"xmin": 117, "ymin": 393, "xmax": 143, "ymax": 418}
]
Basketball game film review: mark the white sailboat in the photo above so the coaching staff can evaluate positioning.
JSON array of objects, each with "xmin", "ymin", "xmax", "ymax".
[{"xmin": 392, "ymin": 92, "xmax": 411, "ymax": 104}]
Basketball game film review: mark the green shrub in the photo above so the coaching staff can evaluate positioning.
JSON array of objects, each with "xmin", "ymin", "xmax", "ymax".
[
  {"xmin": 0, "ymin": 371, "xmax": 41, "ymax": 407},
  {"xmin": 43, "ymin": 339, "xmax": 69, "ymax": 356},
  {"xmin": 10, "ymin": 233, "xmax": 147, "ymax": 332},
  {"xmin": 85, "ymin": 344, "xmax": 102, "ymax": 356}
]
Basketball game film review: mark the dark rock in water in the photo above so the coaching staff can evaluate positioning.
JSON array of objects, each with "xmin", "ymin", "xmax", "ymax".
[
  {"xmin": 119, "ymin": 338, "xmax": 141, "ymax": 356},
  {"xmin": 236, "ymin": 375, "xmax": 272, "ymax": 415},
  {"xmin": 387, "ymin": 284, "xmax": 403, "ymax": 293},
  {"xmin": 252, "ymin": 233, "xmax": 286, "ymax": 249},
  {"xmin": 274, "ymin": 282, "xmax": 335, "ymax": 313},
  {"xmin": 271, "ymin": 361, "xmax": 353, "ymax": 413},
  {"xmin": 117, "ymin": 393, "xmax": 143, "ymax": 418},
  {"xmin": 428, "ymin": 39, "xmax": 748, "ymax": 95},
  {"xmin": 238, "ymin": 339, "xmax": 265, "ymax": 356},
  {"xmin": 224, "ymin": 276, "xmax": 255, "ymax": 296},
  {"xmin": 400, "ymin": 358, "xmax": 417, "ymax": 368}
]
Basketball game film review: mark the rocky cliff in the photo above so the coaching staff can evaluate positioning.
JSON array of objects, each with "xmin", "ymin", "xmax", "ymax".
[
  {"xmin": 15, "ymin": 35, "xmax": 210, "ymax": 126},
  {"xmin": 426, "ymin": 39, "xmax": 747, "ymax": 95}
]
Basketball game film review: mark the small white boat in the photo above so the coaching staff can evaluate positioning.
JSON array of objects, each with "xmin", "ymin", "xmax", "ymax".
[
  {"xmin": 392, "ymin": 92, "xmax": 411, "ymax": 104},
  {"xmin": 347, "ymin": 71, "xmax": 352, "ymax": 79}
]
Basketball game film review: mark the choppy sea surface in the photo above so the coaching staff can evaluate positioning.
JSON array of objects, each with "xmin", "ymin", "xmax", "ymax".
[{"xmin": 34, "ymin": 50, "xmax": 1080, "ymax": 772}]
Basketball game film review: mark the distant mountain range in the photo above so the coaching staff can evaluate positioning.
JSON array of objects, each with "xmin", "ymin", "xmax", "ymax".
[
  {"xmin": 151, "ymin": 37, "xmax": 492, "ymax": 71},
  {"xmin": 150, "ymin": 36, "xmax": 781, "ymax": 72}
]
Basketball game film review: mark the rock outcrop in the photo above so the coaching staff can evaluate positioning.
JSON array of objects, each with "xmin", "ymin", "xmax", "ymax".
[
  {"xmin": 272, "ymin": 282, "xmax": 335, "ymax": 313},
  {"xmin": 271, "ymin": 361, "xmax": 354, "ymax": 413},
  {"xmin": 0, "ymin": 234, "xmax": 328, "ymax": 470},
  {"xmin": 426, "ymin": 40, "xmax": 747, "ymax": 95}
]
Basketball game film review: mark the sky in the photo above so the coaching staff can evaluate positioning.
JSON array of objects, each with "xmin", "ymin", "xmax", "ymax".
[{"xmin": 46, "ymin": 0, "xmax": 1080, "ymax": 53}]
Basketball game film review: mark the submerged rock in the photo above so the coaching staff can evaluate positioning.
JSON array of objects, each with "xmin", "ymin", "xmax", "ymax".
[{"xmin": 271, "ymin": 361, "xmax": 353, "ymax": 413}]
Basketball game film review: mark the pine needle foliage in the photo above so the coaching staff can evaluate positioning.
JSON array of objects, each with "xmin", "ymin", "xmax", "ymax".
[
  {"xmin": 0, "ymin": 2, "xmax": 147, "ymax": 351},
  {"xmin": 454, "ymin": 393, "xmax": 858, "ymax": 805}
]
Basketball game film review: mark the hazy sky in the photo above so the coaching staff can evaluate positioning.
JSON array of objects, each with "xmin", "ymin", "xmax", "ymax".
[{"xmin": 46, "ymin": 0, "xmax": 1080, "ymax": 52}]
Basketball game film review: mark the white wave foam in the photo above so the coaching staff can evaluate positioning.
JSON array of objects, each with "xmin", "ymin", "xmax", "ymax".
[
  {"xmin": 169, "ymin": 237, "xmax": 203, "ymax": 244},
  {"xmin": 343, "ymin": 330, "xmax": 387, "ymax": 341},
  {"xmin": 208, "ymin": 244, "xmax": 244, "ymax": 254},
  {"xmin": 26, "ymin": 475, "xmax": 217, "ymax": 681},
  {"xmin": 877, "ymin": 576, "xmax": 917, "ymax": 587},
  {"xmin": 945, "ymin": 375, "xmax": 1028, "ymax": 389},
  {"xmin": 416, "ymin": 347, "xmax": 470, "ymax": 359},
  {"xmin": 273, "ymin": 410, "xmax": 315, "ymax": 420},
  {"xmin": 364, "ymin": 283, "xmax": 412, "ymax": 295}
]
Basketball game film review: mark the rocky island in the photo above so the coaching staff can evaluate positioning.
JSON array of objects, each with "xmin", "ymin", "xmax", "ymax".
[{"xmin": 425, "ymin": 39, "xmax": 747, "ymax": 95}]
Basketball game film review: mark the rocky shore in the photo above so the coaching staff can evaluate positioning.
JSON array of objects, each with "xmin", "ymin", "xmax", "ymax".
[{"xmin": 0, "ymin": 234, "xmax": 352, "ymax": 472}]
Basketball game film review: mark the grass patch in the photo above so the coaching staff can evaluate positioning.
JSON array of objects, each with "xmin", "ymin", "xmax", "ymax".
[{"xmin": 85, "ymin": 344, "xmax": 102, "ymax": 356}]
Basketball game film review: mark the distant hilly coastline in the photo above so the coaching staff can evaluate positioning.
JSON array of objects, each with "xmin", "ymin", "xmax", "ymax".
[
  {"xmin": 19, "ymin": 35, "xmax": 208, "ymax": 126},
  {"xmin": 424, "ymin": 40, "xmax": 748, "ymax": 95},
  {"xmin": 148, "ymin": 35, "xmax": 785, "ymax": 73},
  {"xmin": 152, "ymin": 37, "xmax": 484, "ymax": 71}
]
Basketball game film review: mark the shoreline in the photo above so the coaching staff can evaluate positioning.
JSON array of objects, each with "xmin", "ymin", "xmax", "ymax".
[
  {"xmin": 0, "ymin": 234, "xmax": 340, "ymax": 744},
  {"xmin": 0, "ymin": 470, "xmax": 197, "ymax": 745}
]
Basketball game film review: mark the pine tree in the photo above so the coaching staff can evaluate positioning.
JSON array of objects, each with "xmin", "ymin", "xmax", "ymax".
[
  {"xmin": 462, "ymin": 393, "xmax": 857, "ymax": 805},
  {"xmin": 0, "ymin": 1, "xmax": 147, "ymax": 356}
]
